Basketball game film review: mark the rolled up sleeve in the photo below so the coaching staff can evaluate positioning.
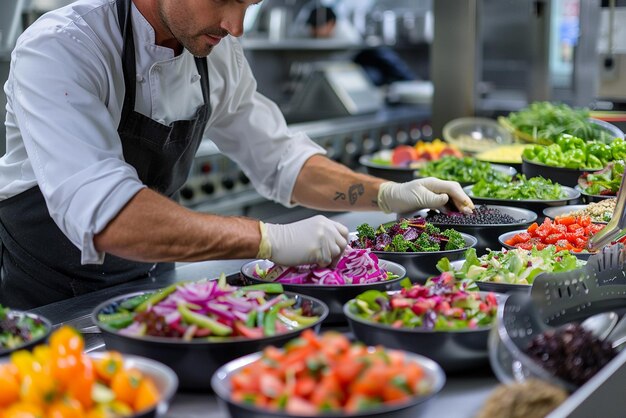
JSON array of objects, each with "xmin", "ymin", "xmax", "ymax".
[
  {"xmin": 205, "ymin": 39, "xmax": 325, "ymax": 207},
  {"xmin": 9, "ymin": 26, "xmax": 145, "ymax": 264}
]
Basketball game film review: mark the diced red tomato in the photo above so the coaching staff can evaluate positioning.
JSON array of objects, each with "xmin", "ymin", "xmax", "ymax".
[{"xmin": 391, "ymin": 146, "xmax": 419, "ymax": 166}]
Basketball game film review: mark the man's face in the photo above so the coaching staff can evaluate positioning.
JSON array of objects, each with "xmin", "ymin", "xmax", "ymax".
[{"xmin": 157, "ymin": 0, "xmax": 261, "ymax": 57}]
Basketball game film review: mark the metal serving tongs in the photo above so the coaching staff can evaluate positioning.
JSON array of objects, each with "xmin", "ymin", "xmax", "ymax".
[{"xmin": 587, "ymin": 171, "xmax": 626, "ymax": 251}]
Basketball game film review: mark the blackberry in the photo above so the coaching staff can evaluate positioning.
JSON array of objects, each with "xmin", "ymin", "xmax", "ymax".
[
  {"xmin": 526, "ymin": 323, "xmax": 616, "ymax": 386},
  {"xmin": 425, "ymin": 206, "xmax": 523, "ymax": 225}
]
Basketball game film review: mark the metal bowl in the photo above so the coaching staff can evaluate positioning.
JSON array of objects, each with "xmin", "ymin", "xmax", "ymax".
[
  {"xmin": 413, "ymin": 205, "xmax": 537, "ymax": 255},
  {"xmin": 543, "ymin": 204, "xmax": 609, "ymax": 224},
  {"xmin": 240, "ymin": 259, "xmax": 406, "ymax": 324},
  {"xmin": 0, "ymin": 310, "xmax": 52, "ymax": 357},
  {"xmin": 448, "ymin": 259, "xmax": 531, "ymax": 294},
  {"xmin": 369, "ymin": 233, "xmax": 478, "ymax": 283},
  {"xmin": 93, "ymin": 352, "xmax": 178, "ymax": 418},
  {"xmin": 414, "ymin": 163, "xmax": 517, "ymax": 187},
  {"xmin": 574, "ymin": 185, "xmax": 615, "ymax": 204},
  {"xmin": 464, "ymin": 184, "xmax": 580, "ymax": 215},
  {"xmin": 359, "ymin": 154, "xmax": 418, "ymax": 183},
  {"xmin": 211, "ymin": 349, "xmax": 446, "ymax": 418},
  {"xmin": 498, "ymin": 230, "xmax": 592, "ymax": 260},
  {"xmin": 93, "ymin": 290, "xmax": 329, "ymax": 390},
  {"xmin": 344, "ymin": 292, "xmax": 501, "ymax": 372},
  {"xmin": 0, "ymin": 352, "xmax": 178, "ymax": 418},
  {"xmin": 522, "ymin": 158, "xmax": 602, "ymax": 188}
]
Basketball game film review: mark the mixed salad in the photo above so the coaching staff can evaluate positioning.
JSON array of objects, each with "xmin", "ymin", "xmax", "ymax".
[
  {"xmin": 351, "ymin": 218, "xmax": 467, "ymax": 253},
  {"xmin": 417, "ymin": 156, "xmax": 513, "ymax": 184},
  {"xmin": 500, "ymin": 101, "xmax": 618, "ymax": 145},
  {"xmin": 347, "ymin": 273, "xmax": 498, "ymax": 331},
  {"xmin": 437, "ymin": 247, "xmax": 585, "ymax": 286},
  {"xmin": 578, "ymin": 161, "xmax": 624, "ymax": 197},
  {"xmin": 97, "ymin": 276, "xmax": 320, "ymax": 340},
  {"xmin": 0, "ymin": 304, "xmax": 48, "ymax": 351},
  {"xmin": 471, "ymin": 174, "xmax": 566, "ymax": 201},
  {"xmin": 561, "ymin": 199, "xmax": 615, "ymax": 223},
  {"xmin": 522, "ymin": 135, "xmax": 626, "ymax": 170},
  {"xmin": 2, "ymin": 326, "xmax": 160, "ymax": 417},
  {"xmin": 370, "ymin": 139, "xmax": 463, "ymax": 167},
  {"xmin": 229, "ymin": 330, "xmax": 434, "ymax": 414},
  {"xmin": 503, "ymin": 215, "xmax": 604, "ymax": 253},
  {"xmin": 253, "ymin": 247, "xmax": 396, "ymax": 285}
]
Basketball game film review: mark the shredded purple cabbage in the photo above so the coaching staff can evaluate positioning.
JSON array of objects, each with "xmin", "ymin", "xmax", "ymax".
[{"xmin": 255, "ymin": 247, "xmax": 390, "ymax": 285}]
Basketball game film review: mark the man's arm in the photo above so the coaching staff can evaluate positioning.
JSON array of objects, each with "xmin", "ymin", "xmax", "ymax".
[
  {"xmin": 93, "ymin": 188, "xmax": 261, "ymax": 262},
  {"xmin": 292, "ymin": 154, "xmax": 475, "ymax": 214},
  {"xmin": 291, "ymin": 154, "xmax": 385, "ymax": 211}
]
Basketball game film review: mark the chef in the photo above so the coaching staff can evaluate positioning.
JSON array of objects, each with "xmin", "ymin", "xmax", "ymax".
[{"xmin": 0, "ymin": 0, "xmax": 473, "ymax": 309}]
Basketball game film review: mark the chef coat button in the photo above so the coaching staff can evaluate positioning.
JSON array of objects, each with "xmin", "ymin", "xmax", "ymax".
[
  {"xmin": 191, "ymin": 74, "xmax": 201, "ymax": 83},
  {"xmin": 136, "ymin": 74, "xmax": 144, "ymax": 83}
]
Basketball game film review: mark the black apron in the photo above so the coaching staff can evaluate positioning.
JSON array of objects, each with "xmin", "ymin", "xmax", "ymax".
[{"xmin": 0, "ymin": 0, "xmax": 211, "ymax": 309}]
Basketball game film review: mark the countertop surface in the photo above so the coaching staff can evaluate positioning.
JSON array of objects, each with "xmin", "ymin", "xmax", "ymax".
[{"xmin": 31, "ymin": 211, "xmax": 499, "ymax": 418}]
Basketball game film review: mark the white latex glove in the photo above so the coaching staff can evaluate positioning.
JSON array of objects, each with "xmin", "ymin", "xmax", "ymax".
[
  {"xmin": 256, "ymin": 215, "xmax": 349, "ymax": 267},
  {"xmin": 377, "ymin": 177, "xmax": 474, "ymax": 214}
]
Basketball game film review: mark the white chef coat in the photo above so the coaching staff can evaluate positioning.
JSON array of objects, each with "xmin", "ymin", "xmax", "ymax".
[{"xmin": 0, "ymin": 0, "xmax": 325, "ymax": 264}]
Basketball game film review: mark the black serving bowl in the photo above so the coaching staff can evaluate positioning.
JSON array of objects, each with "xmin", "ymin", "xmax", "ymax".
[
  {"xmin": 366, "ymin": 233, "xmax": 478, "ymax": 283},
  {"xmin": 93, "ymin": 290, "xmax": 329, "ymax": 391},
  {"xmin": 0, "ymin": 310, "xmax": 52, "ymax": 357},
  {"xmin": 240, "ymin": 259, "xmax": 406, "ymax": 324},
  {"xmin": 463, "ymin": 184, "xmax": 580, "ymax": 215},
  {"xmin": 413, "ymin": 163, "xmax": 517, "ymax": 187},
  {"xmin": 344, "ymin": 293, "xmax": 501, "ymax": 372},
  {"xmin": 574, "ymin": 185, "xmax": 616, "ymax": 204},
  {"xmin": 413, "ymin": 205, "xmax": 537, "ymax": 255},
  {"xmin": 211, "ymin": 349, "xmax": 446, "ymax": 418},
  {"xmin": 498, "ymin": 230, "xmax": 593, "ymax": 261},
  {"xmin": 543, "ymin": 203, "xmax": 611, "ymax": 224},
  {"xmin": 359, "ymin": 154, "xmax": 418, "ymax": 183},
  {"xmin": 522, "ymin": 158, "xmax": 602, "ymax": 188}
]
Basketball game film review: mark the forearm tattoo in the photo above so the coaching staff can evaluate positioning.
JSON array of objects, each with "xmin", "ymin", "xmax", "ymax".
[{"xmin": 334, "ymin": 183, "xmax": 365, "ymax": 205}]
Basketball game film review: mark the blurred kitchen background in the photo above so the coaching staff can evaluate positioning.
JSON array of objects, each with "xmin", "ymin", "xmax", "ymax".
[{"xmin": 1, "ymin": 0, "xmax": 625, "ymax": 222}]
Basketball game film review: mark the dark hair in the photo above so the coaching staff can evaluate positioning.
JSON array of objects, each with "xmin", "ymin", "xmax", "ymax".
[{"xmin": 306, "ymin": 6, "xmax": 337, "ymax": 28}]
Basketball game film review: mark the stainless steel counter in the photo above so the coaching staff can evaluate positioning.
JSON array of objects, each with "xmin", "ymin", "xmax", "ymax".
[{"xmin": 30, "ymin": 211, "xmax": 498, "ymax": 418}]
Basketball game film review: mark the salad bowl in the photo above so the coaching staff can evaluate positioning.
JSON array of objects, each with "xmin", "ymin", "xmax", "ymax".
[
  {"xmin": 369, "ymin": 232, "xmax": 477, "ymax": 282},
  {"xmin": 93, "ymin": 280, "xmax": 329, "ymax": 390},
  {"xmin": 543, "ymin": 202, "xmax": 613, "ymax": 224},
  {"xmin": 575, "ymin": 185, "xmax": 615, "ymax": 204},
  {"xmin": 413, "ymin": 205, "xmax": 537, "ymax": 254},
  {"xmin": 0, "ymin": 306, "xmax": 52, "ymax": 357},
  {"xmin": 413, "ymin": 161, "xmax": 517, "ymax": 187},
  {"xmin": 343, "ymin": 276, "xmax": 502, "ymax": 372},
  {"xmin": 211, "ymin": 332, "xmax": 446, "ymax": 418},
  {"xmin": 522, "ymin": 158, "xmax": 600, "ymax": 188},
  {"xmin": 445, "ymin": 247, "xmax": 585, "ymax": 294},
  {"xmin": 240, "ymin": 258, "xmax": 406, "ymax": 324},
  {"xmin": 359, "ymin": 153, "xmax": 419, "ymax": 183},
  {"xmin": 498, "ymin": 230, "xmax": 593, "ymax": 261},
  {"xmin": 464, "ymin": 184, "xmax": 580, "ymax": 215}
]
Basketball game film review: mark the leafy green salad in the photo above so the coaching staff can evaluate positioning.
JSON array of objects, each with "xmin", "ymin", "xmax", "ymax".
[
  {"xmin": 437, "ymin": 247, "xmax": 585, "ymax": 286},
  {"xmin": 501, "ymin": 102, "xmax": 618, "ymax": 145},
  {"xmin": 417, "ymin": 156, "xmax": 512, "ymax": 184},
  {"xmin": 471, "ymin": 174, "xmax": 566, "ymax": 200},
  {"xmin": 578, "ymin": 161, "xmax": 624, "ymax": 196}
]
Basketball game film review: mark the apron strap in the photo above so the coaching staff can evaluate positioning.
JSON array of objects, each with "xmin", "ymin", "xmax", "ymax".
[{"xmin": 117, "ymin": 0, "xmax": 137, "ymax": 125}]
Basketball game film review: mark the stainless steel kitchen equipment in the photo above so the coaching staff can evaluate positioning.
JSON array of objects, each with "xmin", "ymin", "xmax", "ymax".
[{"xmin": 587, "ymin": 170, "xmax": 626, "ymax": 251}]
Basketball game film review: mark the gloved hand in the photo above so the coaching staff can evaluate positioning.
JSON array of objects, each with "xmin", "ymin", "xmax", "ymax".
[
  {"xmin": 257, "ymin": 215, "xmax": 349, "ymax": 267},
  {"xmin": 377, "ymin": 177, "xmax": 474, "ymax": 214}
]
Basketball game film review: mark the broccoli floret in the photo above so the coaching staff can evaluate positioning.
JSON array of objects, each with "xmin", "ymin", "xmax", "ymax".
[
  {"xmin": 390, "ymin": 234, "xmax": 411, "ymax": 252},
  {"xmin": 415, "ymin": 233, "xmax": 441, "ymax": 252},
  {"xmin": 425, "ymin": 223, "xmax": 441, "ymax": 235},
  {"xmin": 356, "ymin": 223, "xmax": 376, "ymax": 240},
  {"xmin": 442, "ymin": 229, "xmax": 466, "ymax": 250}
]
